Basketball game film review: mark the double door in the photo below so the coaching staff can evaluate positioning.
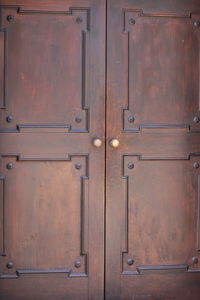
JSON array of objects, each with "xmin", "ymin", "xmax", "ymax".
[{"xmin": 0, "ymin": 0, "xmax": 200, "ymax": 299}]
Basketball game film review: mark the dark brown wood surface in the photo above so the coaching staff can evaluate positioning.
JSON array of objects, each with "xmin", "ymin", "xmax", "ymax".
[
  {"xmin": 0, "ymin": 0, "xmax": 105, "ymax": 299},
  {"xmin": 106, "ymin": 0, "xmax": 200, "ymax": 299},
  {"xmin": 1, "ymin": 0, "xmax": 200, "ymax": 299}
]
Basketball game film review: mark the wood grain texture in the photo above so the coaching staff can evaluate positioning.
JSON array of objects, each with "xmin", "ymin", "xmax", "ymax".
[
  {"xmin": 0, "ymin": 155, "xmax": 89, "ymax": 278},
  {"xmin": 122, "ymin": 155, "xmax": 200, "ymax": 274},
  {"xmin": 0, "ymin": 5, "xmax": 90, "ymax": 132},
  {"xmin": 0, "ymin": 170, "xmax": 5, "ymax": 256},
  {"xmin": 0, "ymin": 0, "xmax": 105, "ymax": 299},
  {"xmin": 1, "ymin": 0, "xmax": 200, "ymax": 299},
  {"xmin": 106, "ymin": 0, "xmax": 200, "ymax": 299}
]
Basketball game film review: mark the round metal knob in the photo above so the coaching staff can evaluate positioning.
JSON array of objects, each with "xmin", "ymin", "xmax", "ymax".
[
  {"xmin": 92, "ymin": 138, "xmax": 102, "ymax": 148},
  {"xmin": 110, "ymin": 138, "xmax": 120, "ymax": 148}
]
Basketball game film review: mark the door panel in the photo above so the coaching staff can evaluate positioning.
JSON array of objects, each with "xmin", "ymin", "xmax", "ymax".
[
  {"xmin": 106, "ymin": 0, "xmax": 200, "ymax": 299},
  {"xmin": 0, "ymin": 156, "xmax": 88, "ymax": 275},
  {"xmin": 122, "ymin": 156, "xmax": 199, "ymax": 270},
  {"xmin": 123, "ymin": 11, "xmax": 200, "ymax": 131},
  {"xmin": 0, "ymin": 1, "xmax": 105, "ymax": 299},
  {"xmin": 0, "ymin": 5, "xmax": 89, "ymax": 131}
]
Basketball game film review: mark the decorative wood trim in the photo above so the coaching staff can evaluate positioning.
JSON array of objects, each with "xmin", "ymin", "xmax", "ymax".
[
  {"xmin": 197, "ymin": 29, "xmax": 200, "ymax": 112},
  {"xmin": 122, "ymin": 9, "xmax": 200, "ymax": 133},
  {"xmin": 122, "ymin": 153, "xmax": 200, "ymax": 275},
  {"xmin": 16, "ymin": 124, "xmax": 89, "ymax": 133},
  {"xmin": 81, "ymin": 29, "xmax": 89, "ymax": 133},
  {"xmin": 0, "ymin": 268, "xmax": 88, "ymax": 278},
  {"xmin": 0, "ymin": 174, "xmax": 5, "ymax": 256},
  {"xmin": 17, "ymin": 269, "xmax": 71, "ymax": 275},
  {"xmin": 123, "ymin": 9, "xmax": 191, "ymax": 33},
  {"xmin": 122, "ymin": 264, "xmax": 189, "ymax": 275},
  {"xmin": 0, "ymin": 154, "xmax": 89, "ymax": 278},
  {"xmin": 122, "ymin": 123, "xmax": 200, "ymax": 133},
  {"xmin": 197, "ymin": 175, "xmax": 200, "ymax": 251},
  {"xmin": 0, "ymin": 268, "xmax": 71, "ymax": 279},
  {"xmin": 0, "ymin": 29, "xmax": 5, "ymax": 109},
  {"xmin": 123, "ymin": 153, "xmax": 200, "ymax": 162},
  {"xmin": 0, "ymin": 6, "xmax": 90, "ymax": 132},
  {"xmin": 0, "ymin": 6, "xmax": 90, "ymax": 31}
]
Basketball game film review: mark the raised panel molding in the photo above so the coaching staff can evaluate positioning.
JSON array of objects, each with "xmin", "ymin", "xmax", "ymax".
[
  {"xmin": 122, "ymin": 9, "xmax": 200, "ymax": 133},
  {"xmin": 121, "ymin": 153, "xmax": 200, "ymax": 275},
  {"xmin": 0, "ymin": 173, "xmax": 5, "ymax": 256},
  {"xmin": 0, "ymin": 28, "xmax": 6, "ymax": 110},
  {"xmin": 0, "ymin": 153, "xmax": 89, "ymax": 278},
  {"xmin": 0, "ymin": 6, "xmax": 90, "ymax": 133},
  {"xmin": 197, "ymin": 175, "xmax": 200, "ymax": 251}
]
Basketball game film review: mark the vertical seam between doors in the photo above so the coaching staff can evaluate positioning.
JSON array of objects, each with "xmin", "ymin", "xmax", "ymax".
[{"xmin": 104, "ymin": 0, "xmax": 108, "ymax": 299}]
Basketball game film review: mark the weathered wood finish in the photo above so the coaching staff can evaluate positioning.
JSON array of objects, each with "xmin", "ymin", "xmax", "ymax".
[
  {"xmin": 0, "ymin": 0, "xmax": 105, "ymax": 299},
  {"xmin": 106, "ymin": 0, "xmax": 200, "ymax": 299},
  {"xmin": 1, "ymin": 0, "xmax": 200, "ymax": 299}
]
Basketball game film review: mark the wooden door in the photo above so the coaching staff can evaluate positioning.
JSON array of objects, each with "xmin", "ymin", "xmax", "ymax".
[
  {"xmin": 1, "ymin": 0, "xmax": 200, "ymax": 299},
  {"xmin": 0, "ymin": 1, "xmax": 105, "ymax": 299},
  {"xmin": 106, "ymin": 0, "xmax": 200, "ymax": 299}
]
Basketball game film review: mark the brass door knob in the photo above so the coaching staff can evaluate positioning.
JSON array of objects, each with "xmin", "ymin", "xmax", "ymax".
[
  {"xmin": 110, "ymin": 138, "xmax": 120, "ymax": 148},
  {"xmin": 92, "ymin": 138, "xmax": 102, "ymax": 148}
]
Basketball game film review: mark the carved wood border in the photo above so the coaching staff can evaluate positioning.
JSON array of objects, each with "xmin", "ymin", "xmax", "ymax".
[
  {"xmin": 122, "ymin": 9, "xmax": 200, "ymax": 133},
  {"xmin": 0, "ymin": 6, "xmax": 90, "ymax": 133},
  {"xmin": 121, "ymin": 153, "xmax": 200, "ymax": 275},
  {"xmin": 0, "ymin": 153, "xmax": 89, "ymax": 278}
]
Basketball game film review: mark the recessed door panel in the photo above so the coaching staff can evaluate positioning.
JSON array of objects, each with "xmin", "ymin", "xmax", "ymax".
[
  {"xmin": 122, "ymin": 156, "xmax": 200, "ymax": 272},
  {"xmin": 123, "ymin": 11, "xmax": 200, "ymax": 131},
  {"xmin": 0, "ymin": 6, "xmax": 90, "ymax": 132},
  {"xmin": 0, "ymin": 156, "xmax": 88, "ymax": 277}
]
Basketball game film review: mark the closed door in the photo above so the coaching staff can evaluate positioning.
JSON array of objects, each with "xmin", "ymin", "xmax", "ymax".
[
  {"xmin": 1, "ymin": 0, "xmax": 200, "ymax": 300},
  {"xmin": 106, "ymin": 0, "xmax": 200, "ymax": 299},
  {"xmin": 0, "ymin": 1, "xmax": 105, "ymax": 299}
]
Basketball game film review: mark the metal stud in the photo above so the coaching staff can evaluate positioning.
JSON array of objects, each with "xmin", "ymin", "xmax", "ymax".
[
  {"xmin": 7, "ymin": 15, "xmax": 14, "ymax": 22},
  {"xmin": 75, "ymin": 116, "xmax": 82, "ymax": 123},
  {"xmin": 7, "ymin": 261, "xmax": 14, "ymax": 269},
  {"xmin": 6, "ymin": 163, "xmax": 13, "ymax": 170},
  {"xmin": 193, "ymin": 116, "xmax": 200, "ymax": 123},
  {"xmin": 6, "ymin": 115, "xmax": 13, "ymax": 123},
  {"xmin": 128, "ymin": 116, "xmax": 135, "ymax": 123},
  {"xmin": 192, "ymin": 257, "xmax": 198, "ymax": 264},
  {"xmin": 74, "ymin": 261, "xmax": 81, "ymax": 268},
  {"xmin": 75, "ymin": 163, "xmax": 82, "ymax": 170},
  {"xmin": 194, "ymin": 21, "xmax": 200, "ymax": 27},
  {"xmin": 127, "ymin": 258, "xmax": 134, "ymax": 266},
  {"xmin": 129, "ymin": 18, "xmax": 136, "ymax": 25},
  {"xmin": 128, "ymin": 163, "xmax": 134, "ymax": 169},
  {"xmin": 76, "ymin": 17, "xmax": 83, "ymax": 24},
  {"xmin": 193, "ymin": 162, "xmax": 200, "ymax": 169}
]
